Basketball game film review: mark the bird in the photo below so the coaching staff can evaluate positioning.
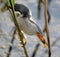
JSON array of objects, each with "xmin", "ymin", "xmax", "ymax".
[{"xmin": 10, "ymin": 3, "xmax": 48, "ymax": 48}]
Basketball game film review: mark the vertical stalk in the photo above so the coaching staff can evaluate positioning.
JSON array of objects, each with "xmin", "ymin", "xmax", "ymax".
[
  {"xmin": 10, "ymin": 8, "xmax": 29, "ymax": 57},
  {"xmin": 6, "ymin": 29, "xmax": 16, "ymax": 57},
  {"xmin": 7, "ymin": 0, "xmax": 29, "ymax": 57},
  {"xmin": 43, "ymin": 0, "xmax": 51, "ymax": 57},
  {"xmin": 32, "ymin": 43, "xmax": 40, "ymax": 57}
]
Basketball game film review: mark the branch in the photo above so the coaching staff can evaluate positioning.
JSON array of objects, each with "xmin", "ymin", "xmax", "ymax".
[
  {"xmin": 7, "ymin": 0, "xmax": 29, "ymax": 57},
  {"xmin": 37, "ymin": 0, "xmax": 42, "ymax": 19},
  {"xmin": 43, "ymin": 0, "xmax": 51, "ymax": 57},
  {"xmin": 6, "ymin": 29, "xmax": 16, "ymax": 57},
  {"xmin": 31, "ymin": 43, "xmax": 40, "ymax": 57},
  {"xmin": 43, "ymin": 9, "xmax": 51, "ymax": 32}
]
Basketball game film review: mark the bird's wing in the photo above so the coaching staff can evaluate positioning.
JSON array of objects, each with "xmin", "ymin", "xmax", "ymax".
[
  {"xmin": 29, "ymin": 19, "xmax": 48, "ymax": 48},
  {"xmin": 29, "ymin": 19, "xmax": 43, "ymax": 35}
]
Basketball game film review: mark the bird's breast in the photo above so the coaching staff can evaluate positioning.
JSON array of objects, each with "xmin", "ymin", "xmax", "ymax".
[{"xmin": 16, "ymin": 17, "xmax": 39, "ymax": 35}]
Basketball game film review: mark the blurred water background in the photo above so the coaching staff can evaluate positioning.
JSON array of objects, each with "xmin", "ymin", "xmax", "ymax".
[{"xmin": 0, "ymin": 0, "xmax": 60, "ymax": 57}]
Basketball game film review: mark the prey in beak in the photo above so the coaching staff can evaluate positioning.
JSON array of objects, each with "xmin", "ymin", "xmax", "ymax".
[{"xmin": 37, "ymin": 32, "xmax": 48, "ymax": 48}]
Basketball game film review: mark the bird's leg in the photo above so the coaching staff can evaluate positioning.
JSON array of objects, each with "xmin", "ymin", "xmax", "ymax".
[{"xmin": 37, "ymin": 33, "xmax": 48, "ymax": 48}]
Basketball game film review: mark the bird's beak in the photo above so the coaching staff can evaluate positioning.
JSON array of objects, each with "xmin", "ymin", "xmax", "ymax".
[{"xmin": 37, "ymin": 33, "xmax": 48, "ymax": 48}]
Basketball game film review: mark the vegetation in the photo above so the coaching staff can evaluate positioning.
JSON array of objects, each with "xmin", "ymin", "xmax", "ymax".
[{"xmin": 0, "ymin": 0, "xmax": 56, "ymax": 57}]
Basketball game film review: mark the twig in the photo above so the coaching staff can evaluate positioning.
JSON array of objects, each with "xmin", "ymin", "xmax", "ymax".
[
  {"xmin": 0, "ymin": 0, "xmax": 2, "ymax": 3},
  {"xmin": 31, "ymin": 43, "xmax": 40, "ymax": 57},
  {"xmin": 37, "ymin": 0, "xmax": 51, "ymax": 32},
  {"xmin": 51, "ymin": 37, "xmax": 60, "ymax": 47},
  {"xmin": 37, "ymin": 0, "xmax": 42, "ymax": 19},
  {"xmin": 43, "ymin": 9, "xmax": 51, "ymax": 32},
  {"xmin": 42, "ymin": 0, "xmax": 51, "ymax": 32},
  {"xmin": 7, "ymin": 0, "xmax": 29, "ymax": 57},
  {"xmin": 43, "ymin": 0, "xmax": 51, "ymax": 57},
  {"xmin": 6, "ymin": 29, "xmax": 16, "ymax": 57},
  {"xmin": 0, "ymin": 2, "xmax": 7, "ymax": 12},
  {"xmin": 48, "ymin": 0, "xmax": 51, "ymax": 5}
]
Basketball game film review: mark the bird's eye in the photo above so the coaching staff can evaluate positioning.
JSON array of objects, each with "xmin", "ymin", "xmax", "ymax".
[
  {"xmin": 15, "ymin": 11, "xmax": 23, "ymax": 17},
  {"xmin": 15, "ymin": 11, "xmax": 21, "ymax": 17},
  {"xmin": 16, "ymin": 13, "xmax": 20, "ymax": 17}
]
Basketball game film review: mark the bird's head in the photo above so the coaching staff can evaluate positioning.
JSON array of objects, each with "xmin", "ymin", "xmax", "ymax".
[{"xmin": 14, "ymin": 4, "xmax": 32, "ymax": 19}]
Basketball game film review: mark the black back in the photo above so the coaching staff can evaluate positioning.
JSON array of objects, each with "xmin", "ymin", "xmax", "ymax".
[{"xmin": 14, "ymin": 4, "xmax": 30, "ymax": 17}]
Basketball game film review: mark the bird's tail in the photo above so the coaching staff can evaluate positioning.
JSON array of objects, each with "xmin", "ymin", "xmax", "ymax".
[{"xmin": 37, "ymin": 33, "xmax": 48, "ymax": 48}]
